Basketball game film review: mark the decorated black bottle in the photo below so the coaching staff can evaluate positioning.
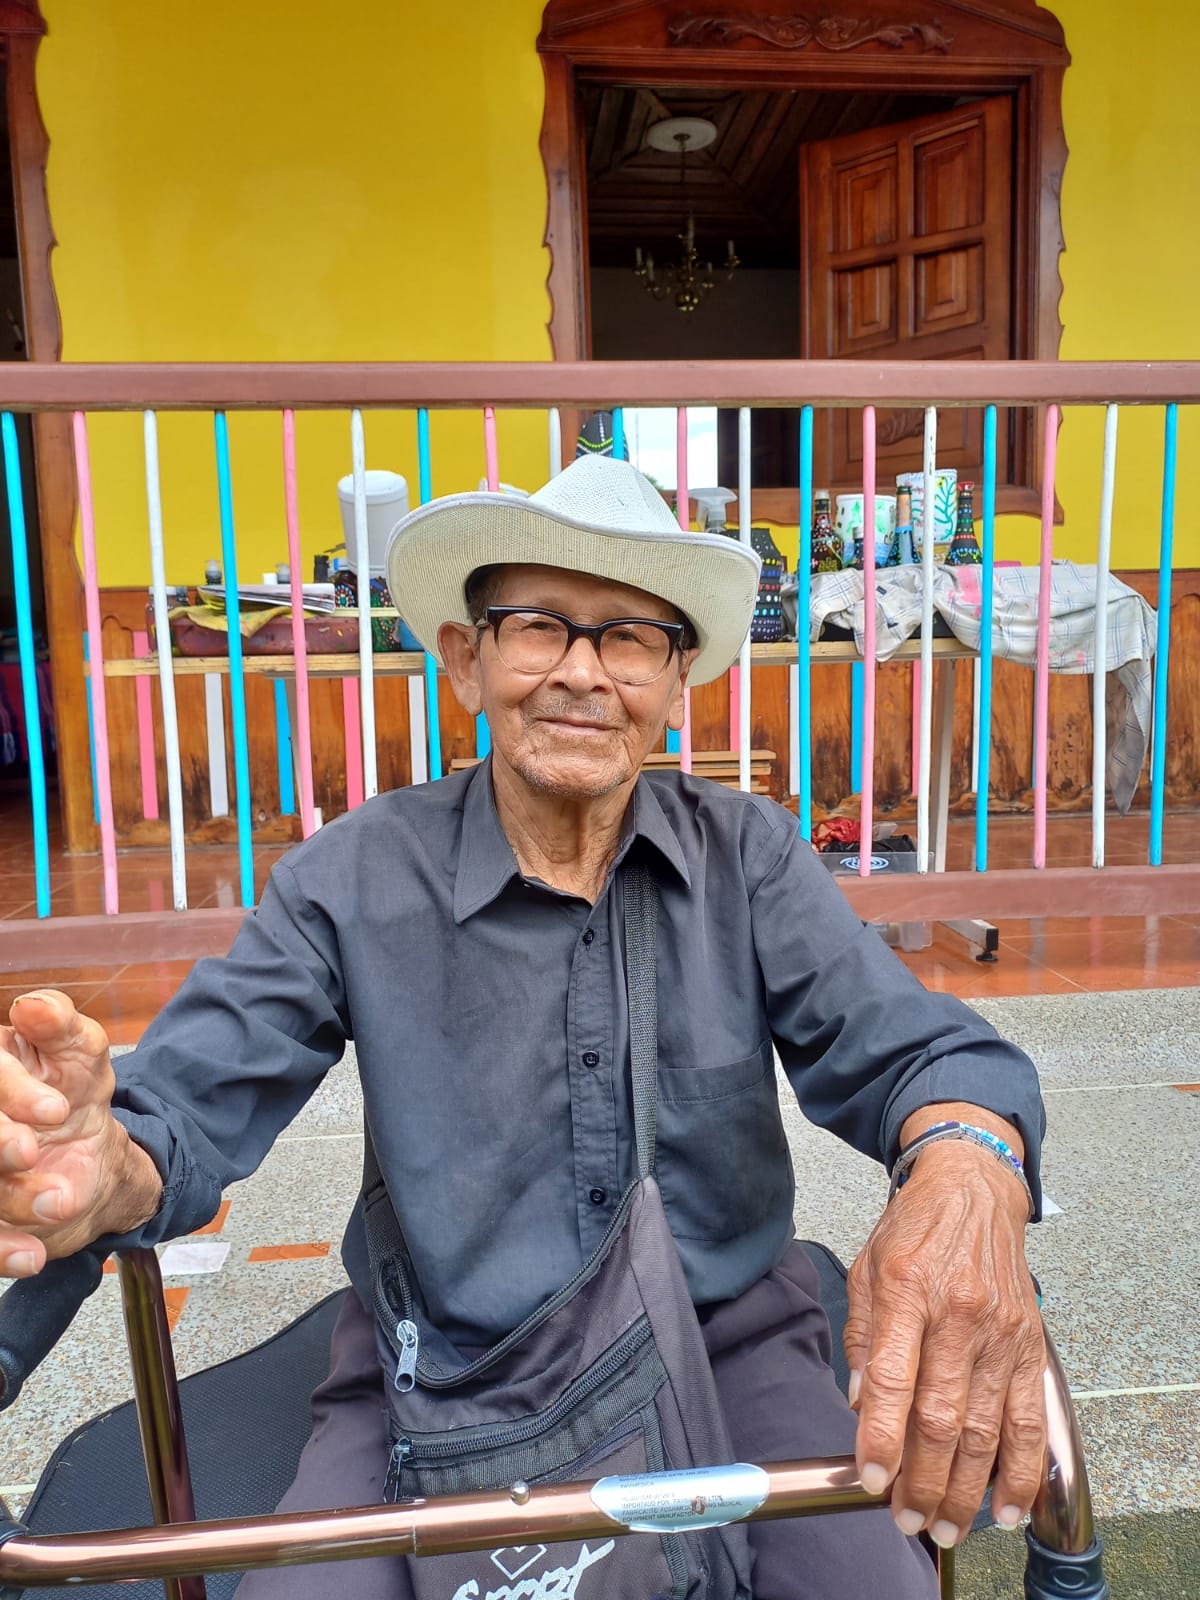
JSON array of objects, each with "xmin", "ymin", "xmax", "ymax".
[{"xmin": 946, "ymin": 480, "xmax": 983, "ymax": 565}]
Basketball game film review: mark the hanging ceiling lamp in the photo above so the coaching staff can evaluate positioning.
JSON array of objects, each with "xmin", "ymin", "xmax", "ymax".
[{"xmin": 633, "ymin": 117, "xmax": 739, "ymax": 313}]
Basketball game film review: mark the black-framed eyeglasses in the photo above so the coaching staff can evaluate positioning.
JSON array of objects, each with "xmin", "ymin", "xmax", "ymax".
[{"xmin": 480, "ymin": 606, "xmax": 685, "ymax": 685}]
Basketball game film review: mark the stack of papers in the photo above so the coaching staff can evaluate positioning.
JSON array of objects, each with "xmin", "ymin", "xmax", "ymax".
[{"xmin": 198, "ymin": 583, "xmax": 337, "ymax": 614}]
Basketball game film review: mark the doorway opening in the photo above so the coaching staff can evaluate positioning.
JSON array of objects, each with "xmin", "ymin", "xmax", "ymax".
[{"xmin": 583, "ymin": 82, "xmax": 1015, "ymax": 510}]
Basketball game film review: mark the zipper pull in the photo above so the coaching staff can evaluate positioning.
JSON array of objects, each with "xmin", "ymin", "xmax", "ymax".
[{"xmin": 393, "ymin": 1319, "xmax": 419, "ymax": 1391}]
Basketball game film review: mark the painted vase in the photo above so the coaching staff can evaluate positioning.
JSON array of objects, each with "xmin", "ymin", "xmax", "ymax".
[
  {"xmin": 750, "ymin": 526, "xmax": 785, "ymax": 642},
  {"xmin": 810, "ymin": 491, "xmax": 842, "ymax": 574},
  {"xmin": 945, "ymin": 481, "xmax": 983, "ymax": 566},
  {"xmin": 835, "ymin": 493, "xmax": 897, "ymax": 567},
  {"xmin": 895, "ymin": 470, "xmax": 957, "ymax": 554}
]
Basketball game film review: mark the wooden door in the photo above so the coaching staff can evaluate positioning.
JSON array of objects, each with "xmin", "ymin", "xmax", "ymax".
[{"xmin": 801, "ymin": 97, "xmax": 1013, "ymax": 493}]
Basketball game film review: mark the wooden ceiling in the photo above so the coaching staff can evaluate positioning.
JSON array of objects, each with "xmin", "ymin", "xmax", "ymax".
[{"xmin": 582, "ymin": 85, "xmax": 964, "ymax": 269}]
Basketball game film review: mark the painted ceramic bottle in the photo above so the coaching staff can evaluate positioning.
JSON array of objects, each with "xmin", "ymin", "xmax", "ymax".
[
  {"xmin": 895, "ymin": 484, "xmax": 916, "ymax": 565},
  {"xmin": 750, "ymin": 526, "xmax": 785, "ymax": 642},
  {"xmin": 810, "ymin": 490, "xmax": 842, "ymax": 574},
  {"xmin": 946, "ymin": 480, "xmax": 983, "ymax": 566}
]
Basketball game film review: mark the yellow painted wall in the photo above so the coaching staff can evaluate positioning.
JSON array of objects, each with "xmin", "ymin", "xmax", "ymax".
[
  {"xmin": 36, "ymin": 0, "xmax": 1200, "ymax": 588},
  {"xmin": 37, "ymin": 0, "xmax": 552, "ymax": 588}
]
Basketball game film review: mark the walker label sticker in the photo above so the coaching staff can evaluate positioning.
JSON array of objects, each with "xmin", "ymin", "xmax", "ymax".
[{"xmin": 590, "ymin": 1464, "xmax": 768, "ymax": 1533}]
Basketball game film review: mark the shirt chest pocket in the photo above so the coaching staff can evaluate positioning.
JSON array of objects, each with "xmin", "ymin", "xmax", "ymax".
[{"xmin": 654, "ymin": 1041, "xmax": 792, "ymax": 1241}]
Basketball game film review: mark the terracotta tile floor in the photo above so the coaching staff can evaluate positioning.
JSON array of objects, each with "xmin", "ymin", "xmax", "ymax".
[{"xmin": 1, "ymin": 792, "xmax": 1198, "ymax": 1040}]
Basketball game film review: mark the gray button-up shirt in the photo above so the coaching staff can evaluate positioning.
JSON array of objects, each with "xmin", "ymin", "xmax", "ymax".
[{"xmin": 110, "ymin": 764, "xmax": 1044, "ymax": 1346}]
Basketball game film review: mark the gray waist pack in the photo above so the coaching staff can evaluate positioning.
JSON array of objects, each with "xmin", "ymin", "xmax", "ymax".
[{"xmin": 362, "ymin": 865, "xmax": 754, "ymax": 1600}]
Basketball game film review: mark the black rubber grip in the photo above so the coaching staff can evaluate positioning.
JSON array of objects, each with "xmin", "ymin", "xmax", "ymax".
[
  {"xmin": 0, "ymin": 1250, "xmax": 105, "ymax": 1411},
  {"xmin": 1023, "ymin": 1532, "xmax": 1109, "ymax": 1599}
]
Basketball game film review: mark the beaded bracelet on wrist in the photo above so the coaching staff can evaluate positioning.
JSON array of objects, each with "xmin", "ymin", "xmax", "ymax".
[{"xmin": 888, "ymin": 1120, "xmax": 1035, "ymax": 1221}]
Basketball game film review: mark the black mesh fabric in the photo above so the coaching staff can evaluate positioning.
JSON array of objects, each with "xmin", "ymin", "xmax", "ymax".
[{"xmin": 13, "ymin": 1289, "xmax": 347, "ymax": 1599}]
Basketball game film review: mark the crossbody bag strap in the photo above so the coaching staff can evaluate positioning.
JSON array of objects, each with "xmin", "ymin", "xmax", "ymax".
[{"xmin": 622, "ymin": 861, "xmax": 660, "ymax": 1181}]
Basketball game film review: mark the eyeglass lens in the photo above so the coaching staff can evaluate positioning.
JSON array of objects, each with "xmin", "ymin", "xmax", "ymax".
[{"xmin": 494, "ymin": 612, "xmax": 673, "ymax": 684}]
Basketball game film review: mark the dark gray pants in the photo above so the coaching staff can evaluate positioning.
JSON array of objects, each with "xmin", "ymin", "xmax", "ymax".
[{"xmin": 236, "ymin": 1244, "xmax": 937, "ymax": 1600}]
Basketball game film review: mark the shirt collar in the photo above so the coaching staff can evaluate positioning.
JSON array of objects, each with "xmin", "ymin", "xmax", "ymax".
[{"xmin": 453, "ymin": 760, "xmax": 691, "ymax": 924}]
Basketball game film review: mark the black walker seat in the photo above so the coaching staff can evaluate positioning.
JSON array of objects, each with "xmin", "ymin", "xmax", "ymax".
[{"xmin": 0, "ymin": 1243, "xmax": 1109, "ymax": 1600}]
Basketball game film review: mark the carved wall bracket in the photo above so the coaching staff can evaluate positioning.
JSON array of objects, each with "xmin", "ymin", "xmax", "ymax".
[{"xmin": 667, "ymin": 14, "xmax": 956, "ymax": 52}]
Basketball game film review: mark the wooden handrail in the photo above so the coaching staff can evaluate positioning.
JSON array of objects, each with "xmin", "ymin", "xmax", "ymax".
[{"xmin": 0, "ymin": 360, "xmax": 1198, "ymax": 412}]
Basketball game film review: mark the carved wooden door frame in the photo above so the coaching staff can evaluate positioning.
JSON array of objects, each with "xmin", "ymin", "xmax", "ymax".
[
  {"xmin": 2, "ymin": 1, "xmax": 95, "ymax": 852},
  {"xmin": 538, "ymin": 0, "xmax": 1069, "ymax": 518}
]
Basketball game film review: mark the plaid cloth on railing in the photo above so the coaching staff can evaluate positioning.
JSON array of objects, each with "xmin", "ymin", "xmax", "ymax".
[{"xmin": 805, "ymin": 563, "xmax": 1157, "ymax": 813}]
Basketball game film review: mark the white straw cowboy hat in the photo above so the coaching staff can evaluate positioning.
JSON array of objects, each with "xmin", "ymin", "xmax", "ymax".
[{"xmin": 385, "ymin": 455, "xmax": 761, "ymax": 686}]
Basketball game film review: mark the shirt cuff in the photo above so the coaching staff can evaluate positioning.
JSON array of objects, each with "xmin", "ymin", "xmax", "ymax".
[
  {"xmin": 881, "ymin": 1057, "xmax": 1046, "ymax": 1222},
  {"xmin": 97, "ymin": 1107, "xmax": 223, "ymax": 1252}
]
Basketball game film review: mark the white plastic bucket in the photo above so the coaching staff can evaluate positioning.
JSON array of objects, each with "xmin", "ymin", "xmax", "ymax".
[{"xmin": 337, "ymin": 470, "xmax": 410, "ymax": 575}]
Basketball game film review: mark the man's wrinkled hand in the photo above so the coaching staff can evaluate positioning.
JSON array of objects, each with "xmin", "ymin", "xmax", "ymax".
[
  {"xmin": 0, "ymin": 990, "xmax": 153, "ymax": 1276},
  {"xmin": 844, "ymin": 1141, "xmax": 1046, "ymax": 1548}
]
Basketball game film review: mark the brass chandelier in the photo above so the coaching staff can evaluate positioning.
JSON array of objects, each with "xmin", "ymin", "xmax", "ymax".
[{"xmin": 633, "ymin": 117, "xmax": 739, "ymax": 313}]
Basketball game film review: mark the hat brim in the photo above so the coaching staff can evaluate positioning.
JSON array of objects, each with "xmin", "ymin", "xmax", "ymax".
[{"xmin": 385, "ymin": 493, "xmax": 761, "ymax": 686}]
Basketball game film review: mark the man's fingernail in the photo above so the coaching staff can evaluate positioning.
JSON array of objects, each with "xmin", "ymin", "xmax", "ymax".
[
  {"xmin": 895, "ymin": 1508, "xmax": 925, "ymax": 1536},
  {"xmin": 847, "ymin": 1370, "xmax": 862, "ymax": 1408},
  {"xmin": 860, "ymin": 1462, "xmax": 890, "ymax": 1496},
  {"xmin": 32, "ymin": 1189, "xmax": 63, "ymax": 1221},
  {"xmin": 995, "ymin": 1505, "xmax": 1025, "ymax": 1530},
  {"xmin": 930, "ymin": 1521, "xmax": 960, "ymax": 1549},
  {"xmin": 32, "ymin": 1096, "xmax": 65, "ymax": 1123},
  {"xmin": 1, "ymin": 1140, "xmax": 23, "ymax": 1171},
  {"xmin": 5, "ymin": 1251, "xmax": 37, "ymax": 1276}
]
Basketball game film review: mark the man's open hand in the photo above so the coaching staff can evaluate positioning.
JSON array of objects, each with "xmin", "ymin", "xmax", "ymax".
[
  {"xmin": 0, "ymin": 991, "xmax": 159, "ymax": 1276},
  {"xmin": 844, "ymin": 1135, "xmax": 1045, "ymax": 1548}
]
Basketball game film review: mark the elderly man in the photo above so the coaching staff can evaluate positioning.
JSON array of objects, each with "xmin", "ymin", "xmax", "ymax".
[{"xmin": 0, "ymin": 456, "xmax": 1045, "ymax": 1600}]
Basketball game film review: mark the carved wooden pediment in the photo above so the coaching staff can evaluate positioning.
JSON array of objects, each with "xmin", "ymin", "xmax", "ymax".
[
  {"xmin": 0, "ymin": 0, "xmax": 45, "ymax": 34},
  {"xmin": 540, "ymin": 0, "xmax": 1067, "ymax": 63}
]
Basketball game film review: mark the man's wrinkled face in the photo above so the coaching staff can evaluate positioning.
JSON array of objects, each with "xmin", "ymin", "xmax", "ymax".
[{"xmin": 438, "ymin": 565, "xmax": 695, "ymax": 799}]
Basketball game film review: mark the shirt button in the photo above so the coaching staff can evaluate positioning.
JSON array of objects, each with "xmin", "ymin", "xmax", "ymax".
[
  {"xmin": 588, "ymin": 1187, "xmax": 607, "ymax": 1206},
  {"xmin": 582, "ymin": 930, "xmax": 595, "ymax": 946},
  {"xmin": 582, "ymin": 1050, "xmax": 600, "ymax": 1069}
]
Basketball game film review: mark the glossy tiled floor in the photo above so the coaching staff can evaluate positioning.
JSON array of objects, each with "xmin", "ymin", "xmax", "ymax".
[{"xmin": 2, "ymin": 792, "xmax": 1197, "ymax": 1040}]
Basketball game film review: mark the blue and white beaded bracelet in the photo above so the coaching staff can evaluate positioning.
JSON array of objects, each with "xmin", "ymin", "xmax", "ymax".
[{"xmin": 888, "ymin": 1121, "xmax": 1035, "ymax": 1220}]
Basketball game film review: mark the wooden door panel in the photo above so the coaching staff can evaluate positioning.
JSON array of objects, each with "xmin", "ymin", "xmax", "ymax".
[
  {"xmin": 835, "ymin": 157, "xmax": 898, "ymax": 251},
  {"xmin": 835, "ymin": 261, "xmax": 898, "ymax": 351},
  {"xmin": 914, "ymin": 243, "xmax": 983, "ymax": 334},
  {"xmin": 913, "ymin": 123, "xmax": 986, "ymax": 236},
  {"xmin": 802, "ymin": 96, "xmax": 1013, "ymax": 495}
]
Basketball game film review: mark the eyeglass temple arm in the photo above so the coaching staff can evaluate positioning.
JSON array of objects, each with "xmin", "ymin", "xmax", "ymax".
[{"xmin": 0, "ymin": 1251, "xmax": 1106, "ymax": 1599}]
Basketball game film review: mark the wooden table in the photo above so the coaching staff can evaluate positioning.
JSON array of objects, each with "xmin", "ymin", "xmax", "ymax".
[{"xmin": 98, "ymin": 634, "xmax": 977, "ymax": 889}]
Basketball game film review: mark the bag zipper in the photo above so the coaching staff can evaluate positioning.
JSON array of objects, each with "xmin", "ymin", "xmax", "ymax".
[
  {"xmin": 392, "ymin": 1319, "xmax": 419, "ymax": 1391},
  {"xmin": 374, "ymin": 1180, "xmax": 642, "ymax": 1389},
  {"xmin": 388, "ymin": 1316, "xmax": 651, "ymax": 1474}
]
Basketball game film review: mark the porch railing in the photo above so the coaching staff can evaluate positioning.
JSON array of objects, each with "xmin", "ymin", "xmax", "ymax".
[{"xmin": 1, "ymin": 360, "xmax": 1197, "ymax": 947}]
